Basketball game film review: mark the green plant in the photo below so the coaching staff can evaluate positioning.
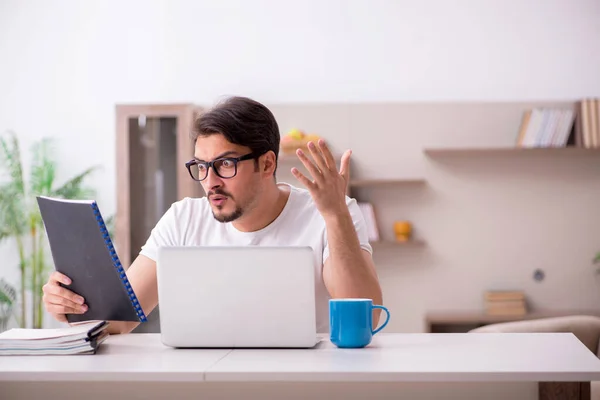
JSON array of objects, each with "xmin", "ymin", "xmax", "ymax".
[
  {"xmin": 0, "ymin": 278, "xmax": 17, "ymax": 332},
  {"xmin": 0, "ymin": 131, "xmax": 100, "ymax": 328},
  {"xmin": 594, "ymin": 252, "xmax": 600, "ymax": 274}
]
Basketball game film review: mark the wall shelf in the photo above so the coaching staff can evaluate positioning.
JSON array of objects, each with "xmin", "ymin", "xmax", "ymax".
[
  {"xmin": 278, "ymin": 154, "xmax": 306, "ymax": 163},
  {"xmin": 371, "ymin": 239, "xmax": 426, "ymax": 248},
  {"xmin": 423, "ymin": 146, "xmax": 600, "ymax": 157},
  {"xmin": 278, "ymin": 153, "xmax": 344, "ymax": 163},
  {"xmin": 349, "ymin": 178, "xmax": 426, "ymax": 188}
]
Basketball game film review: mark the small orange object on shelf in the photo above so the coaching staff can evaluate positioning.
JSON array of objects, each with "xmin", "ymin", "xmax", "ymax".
[{"xmin": 393, "ymin": 221, "xmax": 412, "ymax": 242}]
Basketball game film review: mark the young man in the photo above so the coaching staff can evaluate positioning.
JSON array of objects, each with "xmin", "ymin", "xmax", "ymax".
[{"xmin": 42, "ymin": 96, "xmax": 383, "ymax": 334}]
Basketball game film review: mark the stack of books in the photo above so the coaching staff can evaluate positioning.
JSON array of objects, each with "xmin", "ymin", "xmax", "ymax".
[
  {"xmin": 0, "ymin": 320, "xmax": 109, "ymax": 355},
  {"xmin": 484, "ymin": 290, "xmax": 527, "ymax": 316}
]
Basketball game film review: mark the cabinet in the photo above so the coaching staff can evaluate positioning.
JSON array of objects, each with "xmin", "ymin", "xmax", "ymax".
[
  {"xmin": 115, "ymin": 104, "xmax": 207, "ymax": 334},
  {"xmin": 115, "ymin": 104, "xmax": 204, "ymax": 269}
]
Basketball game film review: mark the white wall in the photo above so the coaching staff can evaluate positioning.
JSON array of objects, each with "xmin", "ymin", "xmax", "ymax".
[{"xmin": 1, "ymin": 0, "xmax": 599, "ymax": 330}]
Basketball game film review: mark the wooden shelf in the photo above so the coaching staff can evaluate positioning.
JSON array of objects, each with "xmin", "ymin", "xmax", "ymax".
[
  {"xmin": 371, "ymin": 239, "xmax": 425, "ymax": 248},
  {"xmin": 423, "ymin": 146, "xmax": 600, "ymax": 157},
  {"xmin": 278, "ymin": 154, "xmax": 304, "ymax": 163},
  {"xmin": 349, "ymin": 178, "xmax": 426, "ymax": 188},
  {"xmin": 278, "ymin": 153, "xmax": 344, "ymax": 163}
]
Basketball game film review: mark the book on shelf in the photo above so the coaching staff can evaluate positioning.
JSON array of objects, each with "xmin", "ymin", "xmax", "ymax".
[
  {"xmin": 0, "ymin": 320, "xmax": 109, "ymax": 355},
  {"xmin": 357, "ymin": 202, "xmax": 380, "ymax": 242},
  {"xmin": 515, "ymin": 108, "xmax": 575, "ymax": 148},
  {"xmin": 576, "ymin": 98, "xmax": 600, "ymax": 148},
  {"xmin": 483, "ymin": 290, "xmax": 527, "ymax": 316},
  {"xmin": 515, "ymin": 99, "xmax": 600, "ymax": 149}
]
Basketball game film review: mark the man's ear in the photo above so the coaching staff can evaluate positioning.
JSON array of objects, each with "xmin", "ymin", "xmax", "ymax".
[{"xmin": 261, "ymin": 151, "xmax": 277, "ymax": 176}]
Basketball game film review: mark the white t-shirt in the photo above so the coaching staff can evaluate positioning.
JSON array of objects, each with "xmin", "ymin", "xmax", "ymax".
[{"xmin": 139, "ymin": 182, "xmax": 373, "ymax": 333}]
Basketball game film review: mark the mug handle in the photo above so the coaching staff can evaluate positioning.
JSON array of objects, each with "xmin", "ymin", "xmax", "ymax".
[{"xmin": 371, "ymin": 305, "xmax": 390, "ymax": 335}]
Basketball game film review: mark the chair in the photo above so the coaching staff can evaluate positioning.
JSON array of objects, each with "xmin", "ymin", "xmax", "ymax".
[{"xmin": 470, "ymin": 315, "xmax": 600, "ymax": 400}]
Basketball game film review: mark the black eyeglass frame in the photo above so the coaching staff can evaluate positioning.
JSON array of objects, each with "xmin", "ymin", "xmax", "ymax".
[{"xmin": 185, "ymin": 152, "xmax": 258, "ymax": 182}]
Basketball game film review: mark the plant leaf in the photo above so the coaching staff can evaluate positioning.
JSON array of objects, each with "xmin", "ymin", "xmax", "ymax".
[
  {"xmin": 0, "ymin": 131, "xmax": 26, "ymax": 196},
  {"xmin": 0, "ymin": 133, "xmax": 27, "ymax": 239},
  {"xmin": 0, "ymin": 183, "xmax": 27, "ymax": 240},
  {"xmin": 29, "ymin": 137, "xmax": 56, "ymax": 197},
  {"xmin": 0, "ymin": 188, "xmax": 17, "ymax": 236},
  {"xmin": 0, "ymin": 279, "xmax": 17, "ymax": 306},
  {"xmin": 52, "ymin": 166, "xmax": 100, "ymax": 199}
]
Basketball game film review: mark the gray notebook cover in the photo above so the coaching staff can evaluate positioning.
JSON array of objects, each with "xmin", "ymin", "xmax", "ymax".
[{"xmin": 36, "ymin": 196, "xmax": 147, "ymax": 323}]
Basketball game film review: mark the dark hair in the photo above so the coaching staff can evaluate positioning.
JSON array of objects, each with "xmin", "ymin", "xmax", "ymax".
[{"xmin": 191, "ymin": 96, "xmax": 280, "ymax": 174}]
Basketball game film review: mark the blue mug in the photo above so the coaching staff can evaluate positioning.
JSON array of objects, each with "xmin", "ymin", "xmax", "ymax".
[{"xmin": 329, "ymin": 298, "xmax": 391, "ymax": 348}]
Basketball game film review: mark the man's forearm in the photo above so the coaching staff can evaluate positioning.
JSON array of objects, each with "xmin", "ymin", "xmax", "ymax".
[{"xmin": 324, "ymin": 209, "xmax": 383, "ymax": 306}]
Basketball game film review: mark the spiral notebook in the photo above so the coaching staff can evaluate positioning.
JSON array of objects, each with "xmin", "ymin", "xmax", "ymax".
[{"xmin": 36, "ymin": 196, "xmax": 147, "ymax": 324}]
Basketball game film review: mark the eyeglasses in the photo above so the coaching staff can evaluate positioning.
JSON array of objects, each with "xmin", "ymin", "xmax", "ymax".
[{"xmin": 185, "ymin": 152, "xmax": 257, "ymax": 182}]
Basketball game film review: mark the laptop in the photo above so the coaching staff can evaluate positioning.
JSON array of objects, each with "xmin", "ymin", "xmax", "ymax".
[{"xmin": 156, "ymin": 246, "xmax": 319, "ymax": 348}]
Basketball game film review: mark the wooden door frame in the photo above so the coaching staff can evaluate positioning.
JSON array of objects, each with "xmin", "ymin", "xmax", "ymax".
[{"xmin": 115, "ymin": 104, "xmax": 203, "ymax": 268}]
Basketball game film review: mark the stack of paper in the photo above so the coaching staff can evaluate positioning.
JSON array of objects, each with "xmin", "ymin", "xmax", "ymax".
[{"xmin": 0, "ymin": 320, "xmax": 109, "ymax": 355}]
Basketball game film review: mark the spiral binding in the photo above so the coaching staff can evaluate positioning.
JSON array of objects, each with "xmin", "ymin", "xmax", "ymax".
[{"xmin": 91, "ymin": 202, "xmax": 147, "ymax": 323}]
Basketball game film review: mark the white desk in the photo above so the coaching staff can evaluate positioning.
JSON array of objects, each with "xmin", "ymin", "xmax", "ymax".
[{"xmin": 2, "ymin": 332, "xmax": 600, "ymax": 400}]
